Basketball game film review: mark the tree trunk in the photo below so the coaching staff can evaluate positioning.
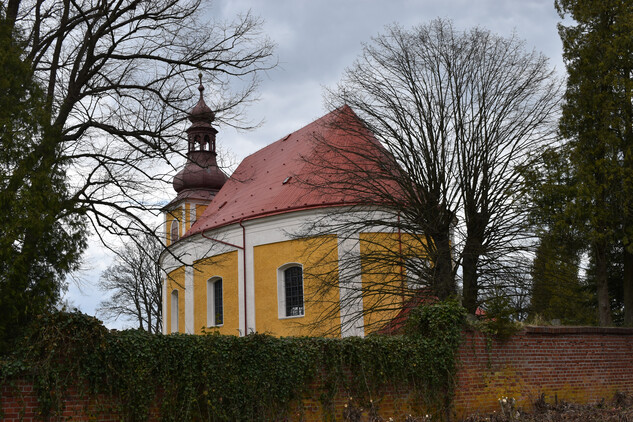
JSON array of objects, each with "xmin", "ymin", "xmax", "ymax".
[
  {"xmin": 462, "ymin": 240, "xmax": 480, "ymax": 315},
  {"xmin": 46, "ymin": 0, "xmax": 70, "ymax": 114},
  {"xmin": 431, "ymin": 231, "xmax": 455, "ymax": 300},
  {"xmin": 6, "ymin": 0, "xmax": 21, "ymax": 27},
  {"xmin": 622, "ymin": 60, "xmax": 633, "ymax": 326},
  {"xmin": 624, "ymin": 247, "xmax": 633, "ymax": 326},
  {"xmin": 594, "ymin": 243, "xmax": 613, "ymax": 326},
  {"xmin": 462, "ymin": 212, "xmax": 486, "ymax": 315}
]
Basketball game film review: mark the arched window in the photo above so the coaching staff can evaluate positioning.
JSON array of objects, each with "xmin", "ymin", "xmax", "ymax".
[
  {"xmin": 207, "ymin": 277, "xmax": 223, "ymax": 326},
  {"xmin": 170, "ymin": 219, "xmax": 179, "ymax": 243},
  {"xmin": 170, "ymin": 289, "xmax": 179, "ymax": 333},
  {"xmin": 278, "ymin": 264, "xmax": 304, "ymax": 318}
]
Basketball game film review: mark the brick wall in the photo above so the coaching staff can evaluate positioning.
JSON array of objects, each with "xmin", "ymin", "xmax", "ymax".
[
  {"xmin": 454, "ymin": 326, "xmax": 633, "ymax": 418},
  {"xmin": 3, "ymin": 326, "xmax": 633, "ymax": 421},
  {"xmin": 1, "ymin": 380, "xmax": 125, "ymax": 422}
]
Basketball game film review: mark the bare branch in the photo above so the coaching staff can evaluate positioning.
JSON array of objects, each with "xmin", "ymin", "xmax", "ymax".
[{"xmin": 297, "ymin": 19, "xmax": 561, "ymax": 333}]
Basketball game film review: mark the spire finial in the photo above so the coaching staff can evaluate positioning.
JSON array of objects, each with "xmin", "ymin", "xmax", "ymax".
[
  {"xmin": 189, "ymin": 72, "xmax": 215, "ymax": 124},
  {"xmin": 198, "ymin": 72, "xmax": 204, "ymax": 98}
]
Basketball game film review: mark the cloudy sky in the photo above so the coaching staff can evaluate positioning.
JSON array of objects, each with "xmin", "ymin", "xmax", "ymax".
[
  {"xmin": 217, "ymin": 0, "xmax": 564, "ymax": 157},
  {"xmin": 64, "ymin": 0, "xmax": 566, "ymax": 329}
]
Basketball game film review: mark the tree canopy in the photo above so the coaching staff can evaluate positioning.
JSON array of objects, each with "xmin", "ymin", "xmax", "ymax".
[
  {"xmin": 527, "ymin": 0, "xmax": 633, "ymax": 326},
  {"xmin": 6, "ymin": 0, "xmax": 275, "ymax": 241},
  {"xmin": 98, "ymin": 233, "xmax": 163, "ymax": 333},
  {"xmin": 0, "ymin": 14, "xmax": 86, "ymax": 350},
  {"xmin": 0, "ymin": 0, "xmax": 274, "ymax": 345},
  {"xmin": 298, "ymin": 19, "xmax": 561, "ymax": 333}
]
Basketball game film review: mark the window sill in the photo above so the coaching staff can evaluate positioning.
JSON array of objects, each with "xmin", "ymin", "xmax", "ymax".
[{"xmin": 279, "ymin": 314, "xmax": 305, "ymax": 320}]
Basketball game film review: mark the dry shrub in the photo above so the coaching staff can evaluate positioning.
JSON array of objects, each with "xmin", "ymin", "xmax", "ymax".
[{"xmin": 461, "ymin": 393, "xmax": 633, "ymax": 422}]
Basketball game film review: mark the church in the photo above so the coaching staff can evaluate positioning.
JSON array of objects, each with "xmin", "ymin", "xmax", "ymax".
[{"xmin": 160, "ymin": 80, "xmax": 425, "ymax": 337}]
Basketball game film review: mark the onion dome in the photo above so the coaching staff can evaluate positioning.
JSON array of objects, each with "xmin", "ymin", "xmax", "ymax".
[
  {"xmin": 173, "ymin": 151, "xmax": 227, "ymax": 193},
  {"xmin": 171, "ymin": 74, "xmax": 228, "ymax": 200},
  {"xmin": 189, "ymin": 77, "xmax": 215, "ymax": 124}
]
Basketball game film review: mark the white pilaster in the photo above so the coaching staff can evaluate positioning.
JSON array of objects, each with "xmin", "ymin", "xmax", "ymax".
[
  {"xmin": 185, "ymin": 265, "xmax": 194, "ymax": 334},
  {"xmin": 181, "ymin": 204, "xmax": 186, "ymax": 236},
  {"xmin": 162, "ymin": 273, "xmax": 168, "ymax": 334},
  {"xmin": 235, "ymin": 226, "xmax": 256, "ymax": 336},
  {"xmin": 237, "ymin": 247, "xmax": 245, "ymax": 336},
  {"xmin": 338, "ymin": 234, "xmax": 364, "ymax": 337},
  {"xmin": 245, "ymin": 243, "xmax": 256, "ymax": 335}
]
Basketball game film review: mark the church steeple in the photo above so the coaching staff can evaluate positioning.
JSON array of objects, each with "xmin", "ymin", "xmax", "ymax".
[
  {"xmin": 173, "ymin": 74, "xmax": 227, "ymax": 196},
  {"xmin": 165, "ymin": 75, "xmax": 228, "ymax": 245},
  {"xmin": 186, "ymin": 73, "xmax": 217, "ymax": 154}
]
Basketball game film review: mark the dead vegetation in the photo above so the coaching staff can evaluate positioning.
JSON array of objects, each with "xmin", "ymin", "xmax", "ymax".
[{"xmin": 462, "ymin": 392, "xmax": 633, "ymax": 422}]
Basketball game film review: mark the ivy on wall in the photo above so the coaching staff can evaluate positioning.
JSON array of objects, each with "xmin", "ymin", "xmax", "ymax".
[{"xmin": 0, "ymin": 301, "xmax": 465, "ymax": 421}]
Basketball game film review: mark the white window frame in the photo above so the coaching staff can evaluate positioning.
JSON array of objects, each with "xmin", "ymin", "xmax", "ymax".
[
  {"xmin": 170, "ymin": 289, "xmax": 179, "ymax": 333},
  {"xmin": 170, "ymin": 219, "xmax": 180, "ymax": 243},
  {"xmin": 277, "ymin": 263, "xmax": 305, "ymax": 319},
  {"xmin": 207, "ymin": 277, "xmax": 224, "ymax": 327}
]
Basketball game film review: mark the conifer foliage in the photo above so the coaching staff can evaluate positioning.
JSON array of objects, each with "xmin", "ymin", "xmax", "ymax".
[
  {"xmin": 535, "ymin": 0, "xmax": 633, "ymax": 325},
  {"xmin": 0, "ymin": 16, "xmax": 86, "ymax": 350}
]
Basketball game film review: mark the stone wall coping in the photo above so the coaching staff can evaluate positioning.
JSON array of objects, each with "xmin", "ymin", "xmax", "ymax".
[{"xmin": 523, "ymin": 325, "xmax": 633, "ymax": 335}]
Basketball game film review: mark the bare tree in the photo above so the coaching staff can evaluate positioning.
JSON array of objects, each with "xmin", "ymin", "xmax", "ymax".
[
  {"xmin": 98, "ymin": 233, "xmax": 163, "ymax": 332},
  {"xmin": 5, "ymin": 0, "xmax": 275, "ymax": 247},
  {"xmin": 298, "ymin": 19, "xmax": 560, "ymax": 332}
]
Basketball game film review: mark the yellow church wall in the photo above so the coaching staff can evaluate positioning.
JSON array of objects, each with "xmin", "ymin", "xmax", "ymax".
[
  {"xmin": 165, "ymin": 267, "xmax": 185, "ymax": 334},
  {"xmin": 196, "ymin": 204, "xmax": 207, "ymax": 220},
  {"xmin": 253, "ymin": 236, "xmax": 341, "ymax": 337},
  {"xmin": 359, "ymin": 232, "xmax": 428, "ymax": 334},
  {"xmin": 162, "ymin": 225, "xmax": 427, "ymax": 337},
  {"xmin": 192, "ymin": 251, "xmax": 239, "ymax": 336},
  {"xmin": 165, "ymin": 203, "xmax": 209, "ymax": 246},
  {"xmin": 359, "ymin": 232, "xmax": 403, "ymax": 333},
  {"xmin": 185, "ymin": 203, "xmax": 191, "ymax": 231}
]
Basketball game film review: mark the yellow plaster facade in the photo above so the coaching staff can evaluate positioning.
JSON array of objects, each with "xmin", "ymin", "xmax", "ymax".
[
  {"xmin": 163, "ymin": 225, "xmax": 429, "ymax": 337},
  {"xmin": 165, "ymin": 210, "xmax": 179, "ymax": 247},
  {"xmin": 193, "ymin": 251, "xmax": 239, "ymax": 335},
  {"xmin": 195, "ymin": 204, "xmax": 207, "ymax": 223},
  {"xmin": 253, "ymin": 236, "xmax": 341, "ymax": 337},
  {"xmin": 166, "ymin": 202, "xmax": 209, "ymax": 246},
  {"xmin": 359, "ymin": 232, "xmax": 404, "ymax": 332},
  {"xmin": 359, "ymin": 232, "xmax": 429, "ymax": 333}
]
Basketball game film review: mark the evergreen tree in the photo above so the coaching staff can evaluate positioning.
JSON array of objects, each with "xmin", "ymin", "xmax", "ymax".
[
  {"xmin": 0, "ymin": 16, "xmax": 86, "ymax": 350},
  {"xmin": 523, "ymin": 147, "xmax": 595, "ymax": 324},
  {"xmin": 530, "ymin": 234, "xmax": 595, "ymax": 325},
  {"xmin": 555, "ymin": 0, "xmax": 633, "ymax": 325},
  {"xmin": 585, "ymin": 241, "xmax": 625, "ymax": 325}
]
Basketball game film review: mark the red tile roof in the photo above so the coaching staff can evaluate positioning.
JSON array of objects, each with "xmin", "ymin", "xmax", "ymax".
[
  {"xmin": 187, "ymin": 106, "xmax": 395, "ymax": 236},
  {"xmin": 376, "ymin": 291, "xmax": 437, "ymax": 335}
]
